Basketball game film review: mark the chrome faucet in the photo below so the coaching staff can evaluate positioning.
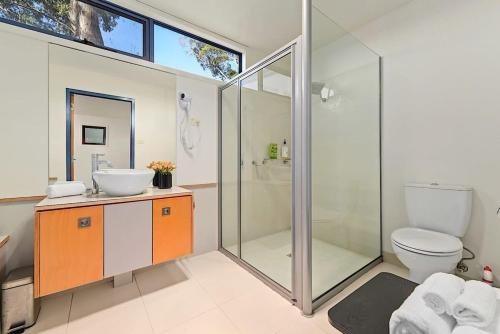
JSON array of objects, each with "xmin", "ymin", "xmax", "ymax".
[{"xmin": 91, "ymin": 153, "xmax": 113, "ymax": 194}]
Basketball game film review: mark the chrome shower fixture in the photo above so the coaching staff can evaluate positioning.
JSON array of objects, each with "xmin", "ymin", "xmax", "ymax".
[{"xmin": 312, "ymin": 81, "xmax": 334, "ymax": 102}]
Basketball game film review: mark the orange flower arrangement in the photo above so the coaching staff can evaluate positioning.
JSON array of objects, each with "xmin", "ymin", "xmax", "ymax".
[{"xmin": 147, "ymin": 161, "xmax": 176, "ymax": 174}]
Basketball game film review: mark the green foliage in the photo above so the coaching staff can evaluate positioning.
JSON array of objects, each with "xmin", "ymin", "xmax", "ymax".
[
  {"xmin": 0, "ymin": 0, "xmax": 117, "ymax": 41},
  {"xmin": 188, "ymin": 39, "xmax": 239, "ymax": 81}
]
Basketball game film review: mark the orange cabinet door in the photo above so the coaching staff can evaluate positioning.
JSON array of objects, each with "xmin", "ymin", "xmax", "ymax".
[
  {"xmin": 39, "ymin": 206, "xmax": 103, "ymax": 296},
  {"xmin": 153, "ymin": 196, "xmax": 193, "ymax": 264}
]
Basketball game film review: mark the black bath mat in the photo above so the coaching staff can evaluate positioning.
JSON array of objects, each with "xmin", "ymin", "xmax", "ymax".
[{"xmin": 328, "ymin": 272, "xmax": 418, "ymax": 334}]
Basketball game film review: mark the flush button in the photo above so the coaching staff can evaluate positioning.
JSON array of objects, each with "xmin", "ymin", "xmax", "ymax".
[{"xmin": 162, "ymin": 207, "xmax": 171, "ymax": 216}]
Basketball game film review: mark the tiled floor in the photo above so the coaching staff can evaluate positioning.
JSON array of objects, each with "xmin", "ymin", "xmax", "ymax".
[
  {"xmin": 226, "ymin": 230, "xmax": 374, "ymax": 297},
  {"xmin": 27, "ymin": 251, "xmax": 408, "ymax": 334}
]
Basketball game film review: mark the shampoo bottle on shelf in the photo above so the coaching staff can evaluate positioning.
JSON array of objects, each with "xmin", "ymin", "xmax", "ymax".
[
  {"xmin": 281, "ymin": 139, "xmax": 289, "ymax": 160},
  {"xmin": 268, "ymin": 143, "xmax": 278, "ymax": 159}
]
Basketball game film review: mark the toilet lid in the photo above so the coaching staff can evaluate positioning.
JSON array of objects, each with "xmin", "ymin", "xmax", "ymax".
[{"xmin": 392, "ymin": 228, "xmax": 463, "ymax": 254}]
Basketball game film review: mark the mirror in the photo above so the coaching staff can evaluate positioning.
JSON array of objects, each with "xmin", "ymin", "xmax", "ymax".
[
  {"xmin": 49, "ymin": 44, "xmax": 177, "ymax": 187},
  {"xmin": 67, "ymin": 90, "xmax": 134, "ymax": 188}
]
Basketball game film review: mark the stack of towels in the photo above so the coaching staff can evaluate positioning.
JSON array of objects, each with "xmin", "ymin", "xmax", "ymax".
[
  {"xmin": 46, "ymin": 181, "xmax": 86, "ymax": 199},
  {"xmin": 390, "ymin": 273, "xmax": 500, "ymax": 334}
]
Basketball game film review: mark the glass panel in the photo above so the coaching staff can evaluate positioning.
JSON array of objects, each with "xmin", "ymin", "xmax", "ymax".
[
  {"xmin": 0, "ymin": 0, "xmax": 144, "ymax": 56},
  {"xmin": 154, "ymin": 24, "xmax": 240, "ymax": 81},
  {"xmin": 221, "ymin": 83, "xmax": 239, "ymax": 256},
  {"xmin": 240, "ymin": 53, "xmax": 293, "ymax": 290},
  {"xmin": 72, "ymin": 94, "xmax": 132, "ymax": 188},
  {"xmin": 311, "ymin": 6, "xmax": 381, "ymax": 299},
  {"xmin": 263, "ymin": 68, "xmax": 292, "ymax": 97}
]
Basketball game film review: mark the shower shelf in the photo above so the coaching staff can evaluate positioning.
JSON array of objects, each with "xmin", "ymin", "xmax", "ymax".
[{"xmin": 252, "ymin": 159, "xmax": 291, "ymax": 167}]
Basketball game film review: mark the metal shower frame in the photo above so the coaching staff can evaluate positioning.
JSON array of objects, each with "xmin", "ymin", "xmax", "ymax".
[{"xmin": 217, "ymin": 0, "xmax": 382, "ymax": 315}]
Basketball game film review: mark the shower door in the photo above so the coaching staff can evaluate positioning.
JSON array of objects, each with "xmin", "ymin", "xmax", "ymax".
[
  {"xmin": 220, "ymin": 82, "xmax": 239, "ymax": 256},
  {"xmin": 240, "ymin": 53, "xmax": 293, "ymax": 291},
  {"xmin": 219, "ymin": 26, "xmax": 381, "ymax": 313},
  {"xmin": 219, "ymin": 43, "xmax": 300, "ymax": 300}
]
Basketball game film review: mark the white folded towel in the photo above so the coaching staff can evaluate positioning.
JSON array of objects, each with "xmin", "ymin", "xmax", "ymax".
[
  {"xmin": 422, "ymin": 273, "xmax": 465, "ymax": 315},
  {"xmin": 452, "ymin": 280, "xmax": 497, "ymax": 328},
  {"xmin": 452, "ymin": 326, "xmax": 489, "ymax": 334},
  {"xmin": 453, "ymin": 301, "xmax": 500, "ymax": 334},
  {"xmin": 46, "ymin": 181, "xmax": 86, "ymax": 198},
  {"xmin": 390, "ymin": 285, "xmax": 456, "ymax": 334}
]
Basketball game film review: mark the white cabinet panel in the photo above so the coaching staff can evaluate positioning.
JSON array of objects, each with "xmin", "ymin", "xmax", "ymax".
[{"xmin": 104, "ymin": 200, "xmax": 152, "ymax": 277}]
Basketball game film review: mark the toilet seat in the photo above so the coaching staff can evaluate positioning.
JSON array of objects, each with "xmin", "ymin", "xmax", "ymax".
[{"xmin": 391, "ymin": 227, "xmax": 463, "ymax": 256}]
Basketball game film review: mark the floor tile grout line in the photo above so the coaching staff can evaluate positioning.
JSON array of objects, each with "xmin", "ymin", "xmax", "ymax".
[
  {"xmin": 134, "ymin": 266, "xmax": 219, "ymax": 334},
  {"xmin": 216, "ymin": 304, "xmax": 246, "ymax": 334},
  {"xmin": 168, "ymin": 255, "xmax": 246, "ymax": 333},
  {"xmin": 182, "ymin": 252, "xmax": 271, "ymax": 307},
  {"xmin": 155, "ymin": 306, "xmax": 229, "ymax": 334},
  {"xmin": 133, "ymin": 272, "xmax": 156, "ymax": 334},
  {"xmin": 65, "ymin": 292, "xmax": 74, "ymax": 333}
]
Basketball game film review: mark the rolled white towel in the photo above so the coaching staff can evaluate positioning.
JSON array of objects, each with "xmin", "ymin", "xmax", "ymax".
[
  {"xmin": 452, "ymin": 280, "xmax": 497, "ymax": 328},
  {"xmin": 453, "ymin": 304, "xmax": 500, "ymax": 334},
  {"xmin": 452, "ymin": 326, "xmax": 489, "ymax": 334},
  {"xmin": 46, "ymin": 181, "xmax": 86, "ymax": 198},
  {"xmin": 390, "ymin": 286, "xmax": 456, "ymax": 334},
  {"xmin": 422, "ymin": 273, "xmax": 465, "ymax": 315}
]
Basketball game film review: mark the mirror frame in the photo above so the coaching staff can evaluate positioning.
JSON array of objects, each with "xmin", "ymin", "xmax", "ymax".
[{"xmin": 65, "ymin": 88, "xmax": 135, "ymax": 181}]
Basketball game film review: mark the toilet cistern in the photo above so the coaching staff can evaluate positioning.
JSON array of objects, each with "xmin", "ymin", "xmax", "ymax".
[{"xmin": 391, "ymin": 182, "xmax": 472, "ymax": 283}]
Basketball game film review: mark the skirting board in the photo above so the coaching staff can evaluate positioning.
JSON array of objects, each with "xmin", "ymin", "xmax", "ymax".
[{"xmin": 382, "ymin": 251, "xmax": 405, "ymax": 269}]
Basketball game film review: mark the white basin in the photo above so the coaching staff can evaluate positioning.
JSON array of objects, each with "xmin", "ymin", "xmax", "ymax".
[{"xmin": 93, "ymin": 169, "xmax": 154, "ymax": 196}]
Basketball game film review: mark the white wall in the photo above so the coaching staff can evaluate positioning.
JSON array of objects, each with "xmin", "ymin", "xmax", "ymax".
[
  {"xmin": 174, "ymin": 77, "xmax": 220, "ymax": 255},
  {"xmin": 0, "ymin": 201, "xmax": 37, "ymax": 275},
  {"xmin": 73, "ymin": 95, "xmax": 132, "ymax": 187},
  {"xmin": 352, "ymin": 0, "xmax": 500, "ymax": 280},
  {"xmin": 0, "ymin": 31, "xmax": 48, "ymax": 198},
  {"xmin": 176, "ymin": 77, "xmax": 218, "ymax": 185},
  {"xmin": 186, "ymin": 185, "xmax": 219, "ymax": 254},
  {"xmin": 0, "ymin": 31, "xmax": 49, "ymax": 276}
]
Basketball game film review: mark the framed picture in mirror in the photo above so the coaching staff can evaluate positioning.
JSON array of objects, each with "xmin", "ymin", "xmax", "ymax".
[{"xmin": 82, "ymin": 125, "xmax": 106, "ymax": 145}]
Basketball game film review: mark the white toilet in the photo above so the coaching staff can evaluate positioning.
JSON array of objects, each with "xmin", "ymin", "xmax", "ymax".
[{"xmin": 391, "ymin": 183, "xmax": 472, "ymax": 283}]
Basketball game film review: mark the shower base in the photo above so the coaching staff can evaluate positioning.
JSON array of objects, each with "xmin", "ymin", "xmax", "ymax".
[{"xmin": 226, "ymin": 230, "xmax": 374, "ymax": 299}]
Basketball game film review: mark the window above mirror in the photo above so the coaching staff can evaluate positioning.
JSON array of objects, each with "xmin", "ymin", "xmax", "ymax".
[
  {"xmin": 154, "ymin": 23, "xmax": 241, "ymax": 81},
  {"xmin": 0, "ymin": 0, "xmax": 242, "ymax": 80},
  {"xmin": 0, "ymin": 0, "xmax": 147, "ymax": 58}
]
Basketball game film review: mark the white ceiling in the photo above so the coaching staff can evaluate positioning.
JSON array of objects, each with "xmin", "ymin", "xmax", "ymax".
[{"xmin": 137, "ymin": 0, "xmax": 412, "ymax": 54}]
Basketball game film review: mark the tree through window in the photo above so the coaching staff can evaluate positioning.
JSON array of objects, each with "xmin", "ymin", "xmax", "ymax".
[{"xmin": 0, "ymin": 0, "xmax": 144, "ymax": 57}]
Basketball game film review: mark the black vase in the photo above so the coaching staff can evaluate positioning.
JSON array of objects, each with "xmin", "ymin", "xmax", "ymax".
[
  {"xmin": 153, "ymin": 171, "xmax": 159, "ymax": 187},
  {"xmin": 158, "ymin": 172, "xmax": 172, "ymax": 189}
]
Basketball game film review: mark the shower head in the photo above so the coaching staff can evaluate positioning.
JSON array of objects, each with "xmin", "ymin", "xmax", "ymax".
[
  {"xmin": 312, "ymin": 82, "xmax": 325, "ymax": 95},
  {"xmin": 312, "ymin": 82, "xmax": 335, "ymax": 102}
]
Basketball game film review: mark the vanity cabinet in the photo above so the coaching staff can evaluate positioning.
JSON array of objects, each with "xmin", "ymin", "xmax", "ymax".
[
  {"xmin": 34, "ymin": 187, "xmax": 193, "ymax": 298},
  {"xmin": 37, "ymin": 205, "xmax": 103, "ymax": 296},
  {"xmin": 153, "ymin": 196, "xmax": 193, "ymax": 264}
]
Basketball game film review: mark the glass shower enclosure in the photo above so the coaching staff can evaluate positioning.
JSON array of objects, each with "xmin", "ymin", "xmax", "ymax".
[{"xmin": 219, "ymin": 1, "xmax": 382, "ymax": 314}]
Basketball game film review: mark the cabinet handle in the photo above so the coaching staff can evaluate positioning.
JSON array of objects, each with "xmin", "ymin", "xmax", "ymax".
[
  {"xmin": 161, "ymin": 207, "xmax": 171, "ymax": 216},
  {"xmin": 78, "ymin": 217, "xmax": 92, "ymax": 228}
]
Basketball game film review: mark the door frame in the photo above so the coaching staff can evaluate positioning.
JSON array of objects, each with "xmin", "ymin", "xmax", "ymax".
[
  {"xmin": 65, "ymin": 88, "xmax": 135, "ymax": 181},
  {"xmin": 218, "ymin": 37, "xmax": 304, "ymax": 308}
]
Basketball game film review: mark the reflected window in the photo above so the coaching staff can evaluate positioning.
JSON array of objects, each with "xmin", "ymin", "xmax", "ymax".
[
  {"xmin": 154, "ymin": 23, "xmax": 241, "ymax": 81},
  {"xmin": 263, "ymin": 68, "xmax": 291, "ymax": 97},
  {"xmin": 0, "ymin": 0, "xmax": 145, "ymax": 57}
]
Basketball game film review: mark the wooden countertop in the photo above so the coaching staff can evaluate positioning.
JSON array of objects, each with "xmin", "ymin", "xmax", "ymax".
[{"xmin": 35, "ymin": 186, "xmax": 192, "ymax": 211}]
